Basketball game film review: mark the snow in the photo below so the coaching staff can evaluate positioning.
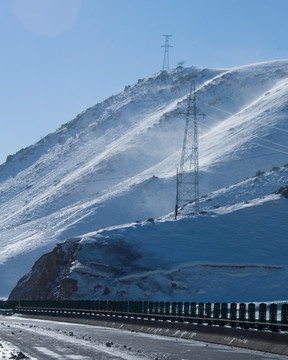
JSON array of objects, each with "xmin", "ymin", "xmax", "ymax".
[
  {"xmin": 63, "ymin": 185, "xmax": 287, "ymax": 302},
  {"xmin": 0, "ymin": 338, "xmax": 34, "ymax": 359},
  {"xmin": 0, "ymin": 316, "xmax": 151, "ymax": 359},
  {"xmin": 1, "ymin": 60, "xmax": 288, "ymax": 300},
  {"xmin": 3, "ymin": 316, "xmax": 286, "ymax": 360}
]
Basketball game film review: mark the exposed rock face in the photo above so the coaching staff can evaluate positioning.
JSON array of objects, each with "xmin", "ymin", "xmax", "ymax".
[
  {"xmin": 8, "ymin": 236, "xmax": 144, "ymax": 301},
  {"xmin": 8, "ymin": 240, "xmax": 78, "ymax": 300},
  {"xmin": 275, "ymin": 185, "xmax": 288, "ymax": 199},
  {"xmin": 60, "ymin": 278, "xmax": 78, "ymax": 298}
]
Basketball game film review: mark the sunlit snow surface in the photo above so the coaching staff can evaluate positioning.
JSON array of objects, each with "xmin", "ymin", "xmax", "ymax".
[
  {"xmin": 0, "ymin": 337, "xmax": 36, "ymax": 360},
  {"xmin": 1, "ymin": 61, "xmax": 288, "ymax": 298}
]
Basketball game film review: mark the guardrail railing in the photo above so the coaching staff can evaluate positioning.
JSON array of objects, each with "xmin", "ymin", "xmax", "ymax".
[{"xmin": 11, "ymin": 300, "xmax": 288, "ymax": 333}]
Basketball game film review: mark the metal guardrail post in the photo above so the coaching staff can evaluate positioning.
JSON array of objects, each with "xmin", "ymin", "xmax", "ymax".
[
  {"xmin": 198, "ymin": 302, "xmax": 204, "ymax": 324},
  {"xmin": 230, "ymin": 303, "xmax": 237, "ymax": 328},
  {"xmin": 154, "ymin": 301, "xmax": 159, "ymax": 320},
  {"xmin": 213, "ymin": 303, "xmax": 220, "ymax": 326},
  {"xmin": 190, "ymin": 302, "xmax": 197, "ymax": 323},
  {"xmin": 239, "ymin": 303, "xmax": 246, "ymax": 328},
  {"xmin": 269, "ymin": 303, "xmax": 278, "ymax": 332},
  {"xmin": 143, "ymin": 301, "xmax": 148, "ymax": 315},
  {"xmin": 107, "ymin": 300, "xmax": 112, "ymax": 312},
  {"xmin": 205, "ymin": 302, "xmax": 212, "ymax": 325},
  {"xmin": 281, "ymin": 304, "xmax": 288, "ymax": 331},
  {"xmin": 171, "ymin": 302, "xmax": 177, "ymax": 322},
  {"xmin": 258, "ymin": 303, "xmax": 267, "ymax": 330},
  {"xmin": 248, "ymin": 303, "xmax": 256, "ymax": 329},
  {"xmin": 221, "ymin": 303, "xmax": 228, "ymax": 326},
  {"xmin": 165, "ymin": 302, "xmax": 170, "ymax": 318},
  {"xmin": 184, "ymin": 302, "xmax": 189, "ymax": 319},
  {"xmin": 148, "ymin": 301, "xmax": 154, "ymax": 317},
  {"xmin": 159, "ymin": 301, "xmax": 165, "ymax": 320},
  {"xmin": 177, "ymin": 302, "xmax": 183, "ymax": 322}
]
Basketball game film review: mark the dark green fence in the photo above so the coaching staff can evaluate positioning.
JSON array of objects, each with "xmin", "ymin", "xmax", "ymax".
[{"xmin": 6, "ymin": 300, "xmax": 288, "ymax": 332}]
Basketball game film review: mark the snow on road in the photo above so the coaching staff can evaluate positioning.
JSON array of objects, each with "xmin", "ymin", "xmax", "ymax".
[
  {"xmin": 0, "ymin": 316, "xmax": 287, "ymax": 360},
  {"xmin": 0, "ymin": 338, "xmax": 33, "ymax": 359}
]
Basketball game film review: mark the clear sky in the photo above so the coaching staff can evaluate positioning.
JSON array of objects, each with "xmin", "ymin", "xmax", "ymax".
[{"xmin": 1, "ymin": 0, "xmax": 288, "ymax": 165}]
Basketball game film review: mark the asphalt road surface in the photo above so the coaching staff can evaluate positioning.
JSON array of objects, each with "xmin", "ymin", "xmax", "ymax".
[{"xmin": 0, "ymin": 316, "xmax": 286, "ymax": 360}]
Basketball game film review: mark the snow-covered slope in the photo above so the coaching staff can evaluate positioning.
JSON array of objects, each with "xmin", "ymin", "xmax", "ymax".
[
  {"xmin": 2, "ymin": 60, "xmax": 288, "ymax": 299},
  {"xmin": 9, "ymin": 166, "xmax": 288, "ymax": 302}
]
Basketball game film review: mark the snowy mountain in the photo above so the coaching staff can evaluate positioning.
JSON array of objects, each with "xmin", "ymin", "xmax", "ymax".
[
  {"xmin": 9, "ymin": 167, "xmax": 288, "ymax": 302},
  {"xmin": 2, "ymin": 60, "xmax": 288, "ymax": 300}
]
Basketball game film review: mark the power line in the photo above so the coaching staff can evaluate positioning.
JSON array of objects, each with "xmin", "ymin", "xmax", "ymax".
[
  {"xmin": 88, "ymin": 148, "xmax": 287, "ymax": 189},
  {"xmin": 176, "ymin": 81, "xmax": 205, "ymax": 217},
  {"xmin": 203, "ymin": 113, "xmax": 288, "ymax": 153},
  {"xmin": 161, "ymin": 35, "xmax": 172, "ymax": 71},
  {"xmin": 253, "ymin": 134, "xmax": 288, "ymax": 150},
  {"xmin": 202, "ymin": 100, "xmax": 288, "ymax": 136},
  {"xmin": 251, "ymin": 142, "xmax": 288, "ymax": 156},
  {"xmin": 151, "ymin": 61, "xmax": 288, "ymax": 215},
  {"xmin": 90, "ymin": 170, "xmax": 175, "ymax": 184},
  {"xmin": 256, "ymin": 122, "xmax": 288, "ymax": 135},
  {"xmin": 202, "ymin": 101, "xmax": 234, "ymax": 116},
  {"xmin": 234, "ymin": 150, "xmax": 286, "ymax": 161}
]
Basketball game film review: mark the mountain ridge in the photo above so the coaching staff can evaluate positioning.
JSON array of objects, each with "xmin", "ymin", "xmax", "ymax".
[{"xmin": 2, "ymin": 60, "xmax": 288, "ymax": 299}]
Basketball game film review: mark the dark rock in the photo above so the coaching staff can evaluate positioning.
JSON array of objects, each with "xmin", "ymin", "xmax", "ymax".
[
  {"xmin": 274, "ymin": 185, "xmax": 288, "ymax": 199},
  {"xmin": 103, "ymin": 287, "xmax": 110, "ymax": 295},
  {"xmin": 61, "ymin": 278, "xmax": 78, "ymax": 298},
  {"xmin": 8, "ymin": 240, "xmax": 78, "ymax": 300},
  {"xmin": 9, "ymin": 352, "xmax": 29, "ymax": 360}
]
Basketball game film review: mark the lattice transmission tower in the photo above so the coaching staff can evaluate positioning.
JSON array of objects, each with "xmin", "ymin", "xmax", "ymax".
[
  {"xmin": 161, "ymin": 35, "xmax": 172, "ymax": 71},
  {"xmin": 175, "ymin": 81, "xmax": 205, "ymax": 218}
]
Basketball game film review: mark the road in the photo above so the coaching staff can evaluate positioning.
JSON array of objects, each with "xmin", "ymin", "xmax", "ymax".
[{"xmin": 0, "ymin": 315, "xmax": 286, "ymax": 360}]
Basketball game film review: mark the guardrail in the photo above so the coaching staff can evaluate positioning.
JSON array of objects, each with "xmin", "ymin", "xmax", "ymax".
[{"xmin": 13, "ymin": 300, "xmax": 288, "ymax": 333}]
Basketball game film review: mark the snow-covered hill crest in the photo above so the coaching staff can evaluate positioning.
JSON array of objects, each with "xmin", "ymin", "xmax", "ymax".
[{"xmin": 2, "ymin": 60, "xmax": 288, "ymax": 299}]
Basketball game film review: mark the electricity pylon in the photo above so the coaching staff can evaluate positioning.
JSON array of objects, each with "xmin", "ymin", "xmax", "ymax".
[
  {"xmin": 175, "ymin": 81, "xmax": 205, "ymax": 218},
  {"xmin": 161, "ymin": 35, "xmax": 172, "ymax": 71}
]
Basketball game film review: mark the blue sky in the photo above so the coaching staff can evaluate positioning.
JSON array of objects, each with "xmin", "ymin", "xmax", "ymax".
[{"xmin": 1, "ymin": 0, "xmax": 288, "ymax": 164}]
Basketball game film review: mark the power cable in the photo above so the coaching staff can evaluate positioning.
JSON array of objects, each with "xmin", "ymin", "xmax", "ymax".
[
  {"xmin": 201, "ymin": 100, "xmax": 288, "ymax": 136},
  {"xmin": 251, "ymin": 142, "xmax": 288, "ymax": 156},
  {"xmin": 253, "ymin": 135, "xmax": 288, "ymax": 150},
  {"xmin": 87, "ymin": 169, "xmax": 176, "ymax": 184},
  {"xmin": 201, "ymin": 102, "xmax": 234, "ymax": 116},
  {"xmin": 255, "ymin": 122, "xmax": 288, "ymax": 135}
]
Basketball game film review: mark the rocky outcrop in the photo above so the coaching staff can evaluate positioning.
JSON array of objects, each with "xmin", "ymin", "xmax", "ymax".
[
  {"xmin": 8, "ymin": 235, "xmax": 144, "ymax": 301},
  {"xmin": 8, "ymin": 240, "xmax": 78, "ymax": 300},
  {"xmin": 275, "ymin": 185, "xmax": 288, "ymax": 199}
]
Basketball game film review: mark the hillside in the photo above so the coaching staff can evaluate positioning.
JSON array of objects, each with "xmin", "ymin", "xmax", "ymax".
[
  {"xmin": 9, "ymin": 165, "xmax": 288, "ymax": 302},
  {"xmin": 2, "ymin": 60, "xmax": 288, "ymax": 299}
]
